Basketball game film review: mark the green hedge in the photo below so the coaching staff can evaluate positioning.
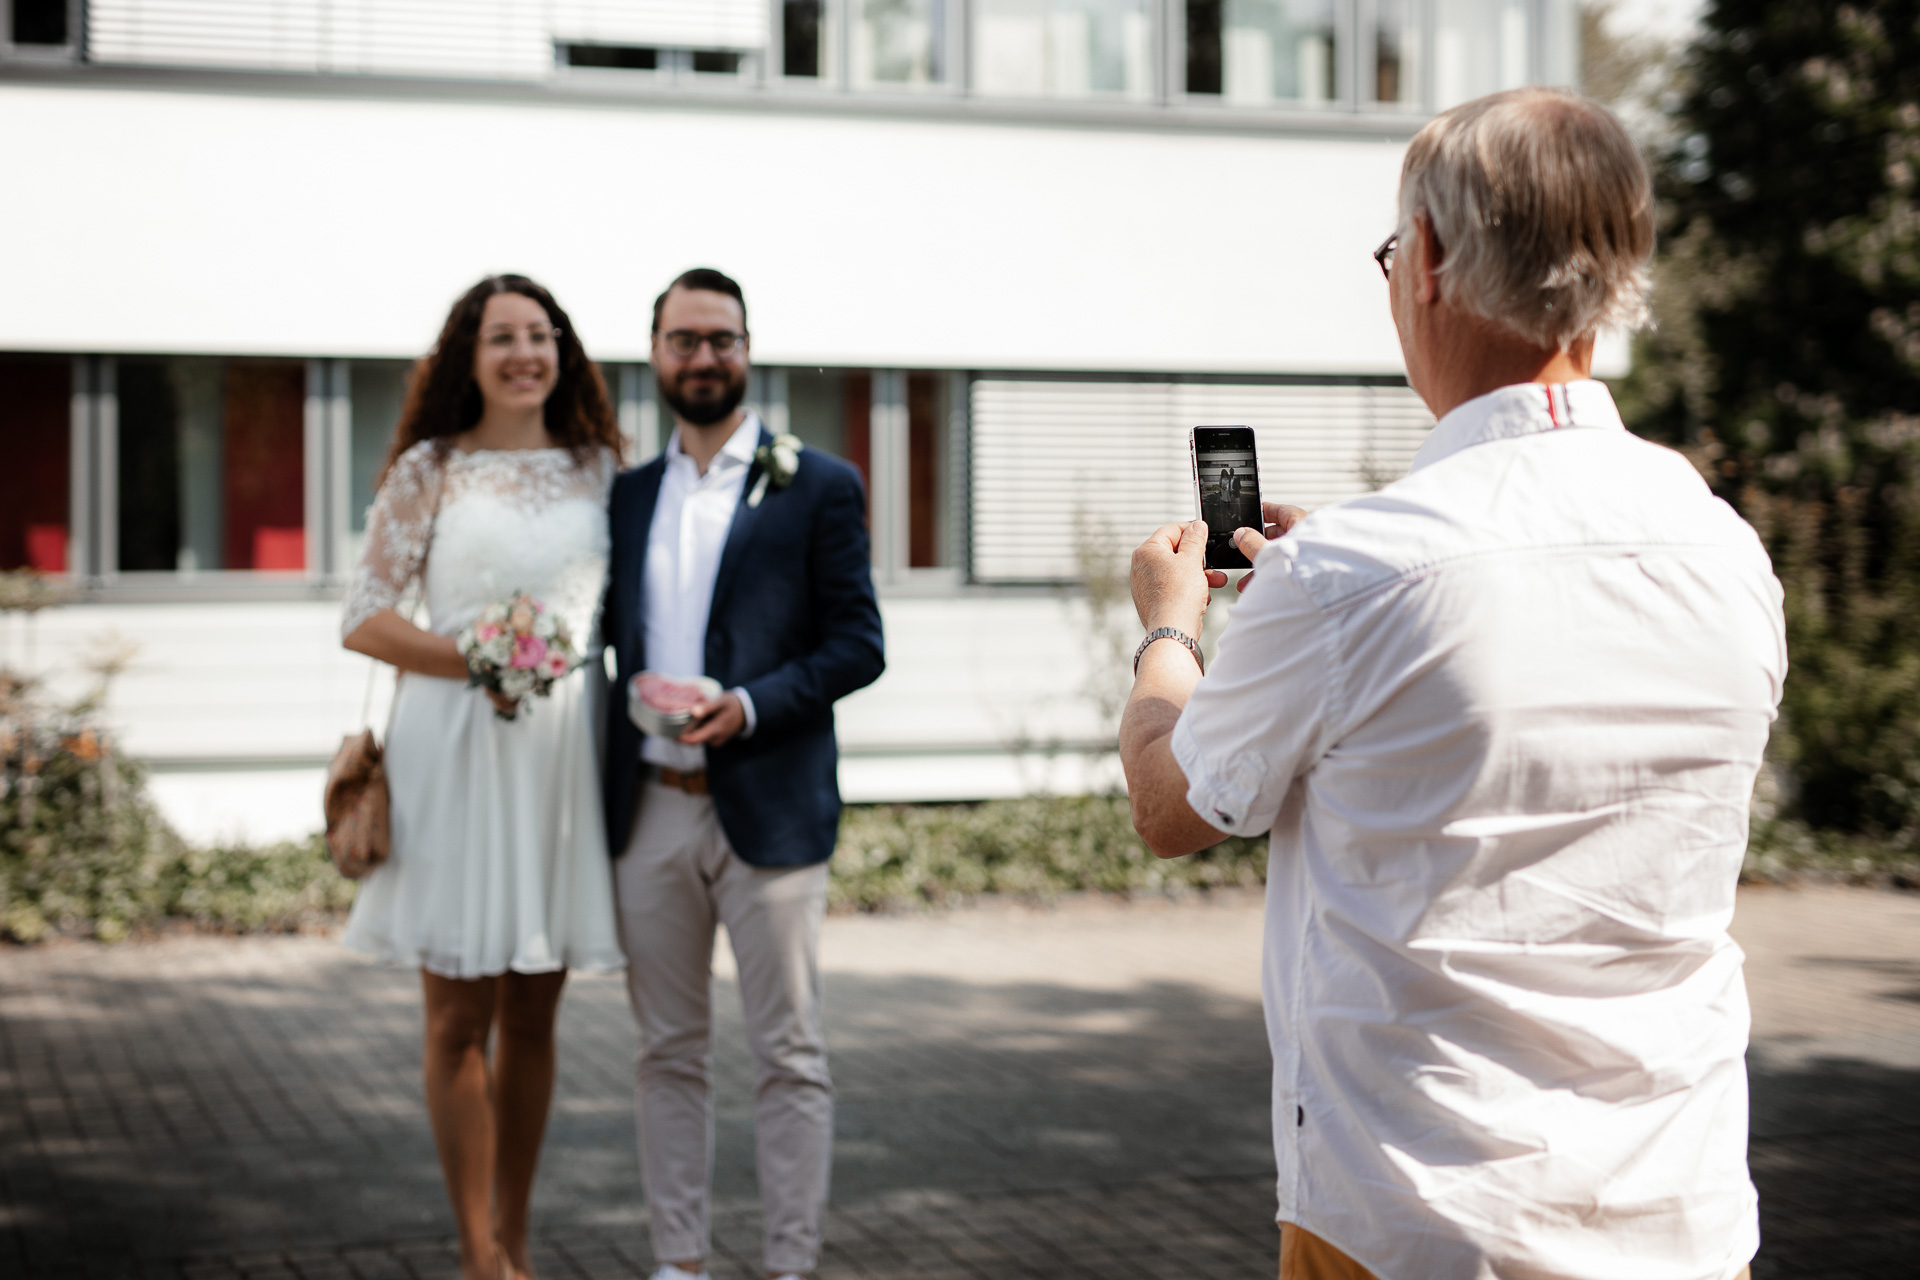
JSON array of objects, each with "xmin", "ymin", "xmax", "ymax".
[
  {"xmin": 830, "ymin": 795, "xmax": 1267, "ymax": 912},
  {"xmin": 3, "ymin": 669, "xmax": 1911, "ymax": 944},
  {"xmin": 1, "ymin": 678, "xmax": 354, "ymax": 942},
  {"xmin": 2, "ymin": 686, "xmax": 179, "ymax": 942},
  {"xmin": 1744, "ymin": 816, "xmax": 1920, "ymax": 889},
  {"xmin": 0, "ymin": 736, "xmax": 356, "ymax": 941}
]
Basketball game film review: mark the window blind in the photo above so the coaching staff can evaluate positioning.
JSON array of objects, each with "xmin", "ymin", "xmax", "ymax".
[
  {"xmin": 549, "ymin": 0, "xmax": 768, "ymax": 50},
  {"xmin": 88, "ymin": 1, "xmax": 552, "ymax": 78},
  {"xmin": 969, "ymin": 377, "xmax": 1431, "ymax": 582}
]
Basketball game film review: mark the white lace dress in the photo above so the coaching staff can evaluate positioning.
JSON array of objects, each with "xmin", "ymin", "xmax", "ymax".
[{"xmin": 338, "ymin": 441, "xmax": 625, "ymax": 979}]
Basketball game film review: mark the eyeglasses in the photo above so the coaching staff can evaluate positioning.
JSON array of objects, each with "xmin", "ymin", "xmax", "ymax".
[
  {"xmin": 1373, "ymin": 234, "xmax": 1398, "ymax": 280},
  {"xmin": 482, "ymin": 325, "xmax": 561, "ymax": 351},
  {"xmin": 660, "ymin": 329, "xmax": 746, "ymax": 358}
]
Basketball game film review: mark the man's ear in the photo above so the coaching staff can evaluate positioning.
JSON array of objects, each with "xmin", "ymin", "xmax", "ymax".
[{"xmin": 1413, "ymin": 214, "xmax": 1446, "ymax": 307}]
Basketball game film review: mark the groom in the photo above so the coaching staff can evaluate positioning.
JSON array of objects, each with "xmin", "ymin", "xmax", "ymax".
[{"xmin": 603, "ymin": 267, "xmax": 885, "ymax": 1280}]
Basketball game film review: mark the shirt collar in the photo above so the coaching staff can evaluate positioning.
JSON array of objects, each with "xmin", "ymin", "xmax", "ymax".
[
  {"xmin": 665, "ymin": 410, "xmax": 763, "ymax": 471},
  {"xmin": 1410, "ymin": 379, "xmax": 1626, "ymax": 473}
]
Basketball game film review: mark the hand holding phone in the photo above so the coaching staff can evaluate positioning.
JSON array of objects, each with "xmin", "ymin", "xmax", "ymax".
[
  {"xmin": 1191, "ymin": 426, "xmax": 1264, "ymax": 570},
  {"xmin": 1226, "ymin": 501, "xmax": 1310, "ymax": 592}
]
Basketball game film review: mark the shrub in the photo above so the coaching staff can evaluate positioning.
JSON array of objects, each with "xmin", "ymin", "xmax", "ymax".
[
  {"xmin": 830, "ymin": 794, "xmax": 1267, "ymax": 912},
  {"xmin": 158, "ymin": 836, "xmax": 357, "ymax": 933},
  {"xmin": 0, "ymin": 674, "xmax": 184, "ymax": 942},
  {"xmin": 1750, "ymin": 486, "xmax": 1920, "ymax": 848},
  {"xmin": 1745, "ymin": 815, "xmax": 1920, "ymax": 888},
  {"xmin": 0, "ymin": 674, "xmax": 352, "ymax": 941},
  {"xmin": 1616, "ymin": 1, "xmax": 1920, "ymax": 849}
]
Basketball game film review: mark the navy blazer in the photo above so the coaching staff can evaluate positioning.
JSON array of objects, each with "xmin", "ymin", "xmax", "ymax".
[{"xmin": 602, "ymin": 425, "xmax": 885, "ymax": 868}]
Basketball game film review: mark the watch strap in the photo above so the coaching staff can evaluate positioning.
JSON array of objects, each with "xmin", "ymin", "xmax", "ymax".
[{"xmin": 1134, "ymin": 626, "xmax": 1204, "ymax": 676}]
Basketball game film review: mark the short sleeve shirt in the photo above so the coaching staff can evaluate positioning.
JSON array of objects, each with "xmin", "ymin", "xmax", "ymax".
[{"xmin": 1172, "ymin": 381, "xmax": 1785, "ymax": 1280}]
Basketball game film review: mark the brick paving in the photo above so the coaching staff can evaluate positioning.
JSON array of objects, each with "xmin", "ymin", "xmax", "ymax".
[{"xmin": 1, "ymin": 886, "xmax": 1916, "ymax": 1279}]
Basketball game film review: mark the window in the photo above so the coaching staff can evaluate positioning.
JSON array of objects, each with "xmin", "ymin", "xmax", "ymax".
[
  {"xmin": 783, "ymin": 0, "xmax": 828, "ymax": 77},
  {"xmin": 8, "ymin": 0, "xmax": 68, "ymax": 48},
  {"xmin": 562, "ymin": 43, "xmax": 659, "ymax": 70},
  {"xmin": 786, "ymin": 367, "xmax": 868, "ymax": 476},
  {"xmin": 1187, "ymin": 0, "xmax": 1338, "ymax": 105},
  {"xmin": 905, "ymin": 371, "xmax": 955, "ymax": 568},
  {"xmin": 972, "ymin": 0, "xmax": 1154, "ymax": 100},
  {"xmin": 853, "ymin": 0, "xmax": 945, "ymax": 87},
  {"xmin": 560, "ymin": 43, "xmax": 746, "ymax": 77},
  {"xmin": 779, "ymin": 367, "xmax": 955, "ymax": 575},
  {"xmin": 1371, "ymin": 0, "xmax": 1421, "ymax": 107},
  {"xmin": 0, "ymin": 356, "xmax": 71, "ymax": 573},
  {"xmin": 348, "ymin": 361, "xmax": 410, "ymax": 549},
  {"xmin": 116, "ymin": 358, "xmax": 308, "ymax": 574},
  {"xmin": 1434, "ymin": 0, "xmax": 1530, "ymax": 109}
]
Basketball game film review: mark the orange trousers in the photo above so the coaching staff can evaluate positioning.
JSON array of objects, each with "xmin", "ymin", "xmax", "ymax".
[{"xmin": 1278, "ymin": 1223, "xmax": 1753, "ymax": 1280}]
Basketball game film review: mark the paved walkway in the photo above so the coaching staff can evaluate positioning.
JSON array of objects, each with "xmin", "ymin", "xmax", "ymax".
[{"xmin": 1, "ymin": 886, "xmax": 1917, "ymax": 1279}]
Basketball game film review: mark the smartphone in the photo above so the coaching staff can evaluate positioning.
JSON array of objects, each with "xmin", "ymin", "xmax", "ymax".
[{"xmin": 1191, "ymin": 426, "xmax": 1263, "ymax": 570}]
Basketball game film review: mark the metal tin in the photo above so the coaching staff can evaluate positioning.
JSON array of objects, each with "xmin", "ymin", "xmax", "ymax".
[{"xmin": 628, "ymin": 672, "xmax": 724, "ymax": 739}]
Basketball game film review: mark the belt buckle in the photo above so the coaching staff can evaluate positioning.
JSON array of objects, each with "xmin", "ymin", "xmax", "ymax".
[{"xmin": 657, "ymin": 765, "xmax": 707, "ymax": 796}]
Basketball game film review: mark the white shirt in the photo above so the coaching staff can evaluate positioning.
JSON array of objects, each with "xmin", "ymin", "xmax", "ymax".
[
  {"xmin": 640, "ymin": 413, "xmax": 761, "ymax": 771},
  {"xmin": 1172, "ymin": 381, "xmax": 1784, "ymax": 1280}
]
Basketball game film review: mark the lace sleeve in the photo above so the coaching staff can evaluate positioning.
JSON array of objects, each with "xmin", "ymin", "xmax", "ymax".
[{"xmin": 341, "ymin": 443, "xmax": 445, "ymax": 639}]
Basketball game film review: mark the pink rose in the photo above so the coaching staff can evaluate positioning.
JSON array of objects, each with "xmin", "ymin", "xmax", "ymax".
[
  {"xmin": 474, "ymin": 621, "xmax": 503, "ymax": 643},
  {"xmin": 541, "ymin": 652, "xmax": 569, "ymax": 678},
  {"xmin": 510, "ymin": 635, "xmax": 549, "ymax": 669}
]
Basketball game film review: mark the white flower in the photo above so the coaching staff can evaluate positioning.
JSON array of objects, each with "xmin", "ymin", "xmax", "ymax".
[
  {"xmin": 500, "ymin": 668, "xmax": 536, "ymax": 699},
  {"xmin": 749, "ymin": 433, "xmax": 805, "ymax": 508}
]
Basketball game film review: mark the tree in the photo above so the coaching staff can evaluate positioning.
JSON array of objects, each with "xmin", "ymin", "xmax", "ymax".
[{"xmin": 1619, "ymin": 1, "xmax": 1920, "ymax": 846}]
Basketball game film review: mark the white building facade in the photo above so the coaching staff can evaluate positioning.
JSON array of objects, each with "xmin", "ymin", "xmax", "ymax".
[{"xmin": 0, "ymin": 0, "xmax": 1586, "ymax": 842}]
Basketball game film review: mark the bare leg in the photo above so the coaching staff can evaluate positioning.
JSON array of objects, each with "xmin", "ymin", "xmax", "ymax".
[
  {"xmin": 422, "ymin": 971, "xmax": 505, "ymax": 1280},
  {"xmin": 491, "ymin": 969, "xmax": 568, "ymax": 1277}
]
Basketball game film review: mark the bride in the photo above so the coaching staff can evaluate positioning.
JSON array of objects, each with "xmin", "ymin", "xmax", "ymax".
[{"xmin": 340, "ymin": 274, "xmax": 625, "ymax": 1280}]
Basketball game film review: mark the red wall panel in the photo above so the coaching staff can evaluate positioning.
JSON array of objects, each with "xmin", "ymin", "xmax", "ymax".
[
  {"xmin": 221, "ymin": 361, "xmax": 306, "ymax": 571},
  {"xmin": 0, "ymin": 358, "xmax": 71, "ymax": 572}
]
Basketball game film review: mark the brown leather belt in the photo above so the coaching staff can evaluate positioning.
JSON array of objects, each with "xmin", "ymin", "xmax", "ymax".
[{"xmin": 653, "ymin": 765, "xmax": 708, "ymax": 796}]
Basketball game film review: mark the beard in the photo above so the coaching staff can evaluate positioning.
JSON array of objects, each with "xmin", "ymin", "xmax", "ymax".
[{"xmin": 657, "ymin": 364, "xmax": 748, "ymax": 427}]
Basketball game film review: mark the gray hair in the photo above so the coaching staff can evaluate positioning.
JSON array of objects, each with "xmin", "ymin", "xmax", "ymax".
[{"xmin": 1397, "ymin": 87, "xmax": 1655, "ymax": 351}]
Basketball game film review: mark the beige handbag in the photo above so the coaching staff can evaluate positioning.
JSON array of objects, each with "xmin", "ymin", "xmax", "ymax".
[{"xmin": 324, "ymin": 727, "xmax": 389, "ymax": 879}]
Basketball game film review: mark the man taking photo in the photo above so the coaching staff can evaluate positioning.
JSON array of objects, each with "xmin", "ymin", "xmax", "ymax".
[{"xmin": 1122, "ymin": 89, "xmax": 1781, "ymax": 1280}]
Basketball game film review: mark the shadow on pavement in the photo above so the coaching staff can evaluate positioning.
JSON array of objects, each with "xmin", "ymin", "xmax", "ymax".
[
  {"xmin": 5, "ymin": 940, "xmax": 1918, "ymax": 1277},
  {"xmin": 1748, "ymin": 1054, "xmax": 1920, "ymax": 1278},
  {"xmin": 0, "ymin": 954, "xmax": 1275, "ymax": 1277}
]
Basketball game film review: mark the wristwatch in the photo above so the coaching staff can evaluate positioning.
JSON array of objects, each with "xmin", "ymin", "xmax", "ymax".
[{"xmin": 1133, "ymin": 626, "xmax": 1204, "ymax": 676}]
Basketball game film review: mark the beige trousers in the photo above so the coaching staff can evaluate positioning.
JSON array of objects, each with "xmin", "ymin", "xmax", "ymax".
[
  {"xmin": 614, "ymin": 779, "xmax": 833, "ymax": 1275},
  {"xmin": 1277, "ymin": 1224, "xmax": 1754, "ymax": 1280}
]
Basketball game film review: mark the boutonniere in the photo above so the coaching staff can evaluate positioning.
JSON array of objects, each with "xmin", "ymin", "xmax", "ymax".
[{"xmin": 747, "ymin": 432, "xmax": 804, "ymax": 509}]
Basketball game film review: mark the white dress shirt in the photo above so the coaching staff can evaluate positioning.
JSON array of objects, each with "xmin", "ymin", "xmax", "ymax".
[
  {"xmin": 1172, "ymin": 381, "xmax": 1784, "ymax": 1280},
  {"xmin": 640, "ymin": 413, "xmax": 761, "ymax": 771}
]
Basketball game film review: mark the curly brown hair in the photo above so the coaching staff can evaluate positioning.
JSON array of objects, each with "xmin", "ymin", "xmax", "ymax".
[{"xmin": 377, "ymin": 274, "xmax": 622, "ymax": 487}]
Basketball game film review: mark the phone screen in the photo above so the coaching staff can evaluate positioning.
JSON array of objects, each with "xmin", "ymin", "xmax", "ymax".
[{"xmin": 1192, "ymin": 426, "xmax": 1262, "ymax": 570}]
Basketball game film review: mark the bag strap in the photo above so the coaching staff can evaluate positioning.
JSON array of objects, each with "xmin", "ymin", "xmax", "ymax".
[
  {"xmin": 417, "ymin": 444, "xmax": 448, "ymax": 585},
  {"xmin": 358, "ymin": 655, "xmax": 379, "ymax": 730}
]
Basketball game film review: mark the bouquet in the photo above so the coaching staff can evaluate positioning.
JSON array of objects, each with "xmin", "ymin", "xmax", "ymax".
[{"xmin": 456, "ymin": 592, "xmax": 579, "ymax": 721}]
